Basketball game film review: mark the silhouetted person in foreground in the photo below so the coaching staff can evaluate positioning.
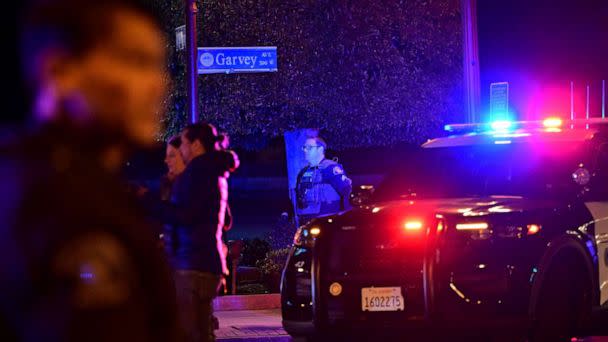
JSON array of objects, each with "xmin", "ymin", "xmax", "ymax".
[{"xmin": 0, "ymin": 0, "xmax": 179, "ymax": 340}]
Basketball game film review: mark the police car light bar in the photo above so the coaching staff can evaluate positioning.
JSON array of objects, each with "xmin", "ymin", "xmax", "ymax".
[
  {"xmin": 542, "ymin": 117, "xmax": 562, "ymax": 128},
  {"xmin": 444, "ymin": 117, "xmax": 608, "ymax": 134},
  {"xmin": 490, "ymin": 121, "xmax": 513, "ymax": 131}
]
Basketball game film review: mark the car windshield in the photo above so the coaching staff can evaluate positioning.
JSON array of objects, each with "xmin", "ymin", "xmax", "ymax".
[{"xmin": 372, "ymin": 141, "xmax": 590, "ymax": 201}]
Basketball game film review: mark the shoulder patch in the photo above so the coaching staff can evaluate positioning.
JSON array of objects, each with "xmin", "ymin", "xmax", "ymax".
[{"xmin": 333, "ymin": 165, "xmax": 344, "ymax": 175}]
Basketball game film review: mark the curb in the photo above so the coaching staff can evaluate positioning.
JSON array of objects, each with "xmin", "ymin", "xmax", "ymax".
[
  {"xmin": 214, "ymin": 294, "xmax": 281, "ymax": 311},
  {"xmin": 218, "ymin": 337, "xmax": 291, "ymax": 341}
]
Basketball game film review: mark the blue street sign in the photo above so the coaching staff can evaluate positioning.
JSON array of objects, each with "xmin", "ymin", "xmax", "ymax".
[{"xmin": 197, "ymin": 47, "xmax": 278, "ymax": 74}]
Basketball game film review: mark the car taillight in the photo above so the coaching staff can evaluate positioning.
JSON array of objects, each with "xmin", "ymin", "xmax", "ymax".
[
  {"xmin": 437, "ymin": 220, "xmax": 444, "ymax": 233},
  {"xmin": 527, "ymin": 224, "xmax": 541, "ymax": 235},
  {"xmin": 403, "ymin": 220, "xmax": 423, "ymax": 231}
]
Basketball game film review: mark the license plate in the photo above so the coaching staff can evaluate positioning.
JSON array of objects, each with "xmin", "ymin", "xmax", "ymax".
[{"xmin": 361, "ymin": 287, "xmax": 405, "ymax": 312}]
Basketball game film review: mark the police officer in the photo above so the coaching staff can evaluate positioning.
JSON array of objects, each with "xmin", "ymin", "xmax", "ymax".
[
  {"xmin": 0, "ymin": 1, "xmax": 178, "ymax": 341},
  {"xmin": 296, "ymin": 136, "xmax": 353, "ymax": 225}
]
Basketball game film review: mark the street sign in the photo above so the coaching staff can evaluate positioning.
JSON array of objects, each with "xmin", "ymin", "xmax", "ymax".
[
  {"xmin": 197, "ymin": 47, "xmax": 278, "ymax": 74},
  {"xmin": 490, "ymin": 82, "xmax": 509, "ymax": 119},
  {"xmin": 175, "ymin": 25, "xmax": 186, "ymax": 51}
]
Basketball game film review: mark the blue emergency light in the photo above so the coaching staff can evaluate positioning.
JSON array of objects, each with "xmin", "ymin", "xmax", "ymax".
[{"xmin": 442, "ymin": 117, "xmax": 596, "ymax": 134}]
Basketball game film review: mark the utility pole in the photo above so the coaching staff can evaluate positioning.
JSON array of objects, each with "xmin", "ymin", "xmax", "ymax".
[
  {"xmin": 185, "ymin": 0, "xmax": 199, "ymax": 124},
  {"xmin": 461, "ymin": 0, "xmax": 481, "ymax": 123}
]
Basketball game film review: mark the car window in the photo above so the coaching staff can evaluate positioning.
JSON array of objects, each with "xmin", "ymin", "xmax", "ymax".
[{"xmin": 372, "ymin": 142, "xmax": 590, "ymax": 202}]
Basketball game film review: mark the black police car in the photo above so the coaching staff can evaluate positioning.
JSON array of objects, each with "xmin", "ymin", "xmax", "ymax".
[{"xmin": 281, "ymin": 118, "xmax": 608, "ymax": 340}]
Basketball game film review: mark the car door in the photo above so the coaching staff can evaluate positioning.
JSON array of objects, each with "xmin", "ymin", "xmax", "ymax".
[{"xmin": 585, "ymin": 138, "xmax": 608, "ymax": 305}]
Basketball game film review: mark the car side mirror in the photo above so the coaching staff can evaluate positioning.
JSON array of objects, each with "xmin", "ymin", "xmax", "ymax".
[{"xmin": 350, "ymin": 185, "xmax": 375, "ymax": 206}]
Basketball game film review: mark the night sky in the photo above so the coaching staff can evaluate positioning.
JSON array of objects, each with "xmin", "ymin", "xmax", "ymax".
[{"xmin": 477, "ymin": 0, "xmax": 608, "ymax": 119}]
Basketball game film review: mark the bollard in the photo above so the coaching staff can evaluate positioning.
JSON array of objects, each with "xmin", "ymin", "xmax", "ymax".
[{"xmin": 228, "ymin": 239, "xmax": 244, "ymax": 295}]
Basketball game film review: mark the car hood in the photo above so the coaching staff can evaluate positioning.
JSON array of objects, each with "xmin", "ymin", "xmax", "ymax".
[{"xmin": 324, "ymin": 196, "xmax": 561, "ymax": 228}]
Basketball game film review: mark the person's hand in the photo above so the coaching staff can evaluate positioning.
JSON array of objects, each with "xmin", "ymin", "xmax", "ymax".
[{"xmin": 343, "ymin": 175, "xmax": 353, "ymax": 185}]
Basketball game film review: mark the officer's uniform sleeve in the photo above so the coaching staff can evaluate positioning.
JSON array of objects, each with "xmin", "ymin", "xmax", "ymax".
[
  {"xmin": 52, "ymin": 232, "xmax": 136, "ymax": 310},
  {"xmin": 324, "ymin": 163, "xmax": 352, "ymax": 197}
]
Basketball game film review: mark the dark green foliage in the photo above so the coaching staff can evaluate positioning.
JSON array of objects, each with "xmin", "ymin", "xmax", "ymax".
[
  {"xmin": 256, "ymin": 248, "xmax": 291, "ymax": 293},
  {"xmin": 240, "ymin": 238, "xmax": 271, "ymax": 266},
  {"xmin": 237, "ymin": 283, "xmax": 269, "ymax": 294},
  {"xmin": 256, "ymin": 248, "xmax": 291, "ymax": 276},
  {"xmin": 158, "ymin": 0, "xmax": 464, "ymax": 149},
  {"xmin": 266, "ymin": 212, "xmax": 297, "ymax": 250}
]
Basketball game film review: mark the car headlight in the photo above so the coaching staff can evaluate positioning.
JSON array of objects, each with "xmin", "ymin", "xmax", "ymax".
[{"xmin": 293, "ymin": 226, "xmax": 322, "ymax": 246}]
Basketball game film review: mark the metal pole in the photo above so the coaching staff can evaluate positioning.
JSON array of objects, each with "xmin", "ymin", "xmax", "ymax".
[
  {"xmin": 570, "ymin": 81, "xmax": 574, "ymax": 128},
  {"xmin": 603, "ymin": 80, "xmax": 605, "ymax": 119},
  {"xmin": 461, "ymin": 0, "xmax": 481, "ymax": 123},
  {"xmin": 185, "ymin": 0, "xmax": 199, "ymax": 124},
  {"xmin": 586, "ymin": 84, "xmax": 590, "ymax": 129}
]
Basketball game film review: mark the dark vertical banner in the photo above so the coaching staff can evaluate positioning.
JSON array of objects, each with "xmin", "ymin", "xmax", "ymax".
[{"xmin": 284, "ymin": 129, "xmax": 318, "ymax": 226}]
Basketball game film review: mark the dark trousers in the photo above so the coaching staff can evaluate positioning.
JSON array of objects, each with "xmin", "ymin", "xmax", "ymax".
[{"xmin": 174, "ymin": 270, "xmax": 221, "ymax": 342}]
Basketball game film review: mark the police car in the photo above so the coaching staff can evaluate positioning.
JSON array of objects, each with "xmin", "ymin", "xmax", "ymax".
[{"xmin": 281, "ymin": 118, "xmax": 608, "ymax": 340}]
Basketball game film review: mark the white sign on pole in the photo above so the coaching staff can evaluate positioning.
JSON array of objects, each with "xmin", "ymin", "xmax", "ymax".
[
  {"xmin": 175, "ymin": 25, "xmax": 186, "ymax": 51},
  {"xmin": 490, "ymin": 82, "xmax": 509, "ymax": 120}
]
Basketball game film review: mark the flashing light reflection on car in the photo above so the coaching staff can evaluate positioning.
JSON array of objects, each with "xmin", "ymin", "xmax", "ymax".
[
  {"xmin": 542, "ymin": 117, "xmax": 563, "ymax": 128},
  {"xmin": 403, "ymin": 220, "xmax": 423, "ymax": 231},
  {"xmin": 456, "ymin": 222, "xmax": 489, "ymax": 230},
  {"xmin": 490, "ymin": 121, "xmax": 513, "ymax": 131},
  {"xmin": 310, "ymin": 227, "xmax": 321, "ymax": 236}
]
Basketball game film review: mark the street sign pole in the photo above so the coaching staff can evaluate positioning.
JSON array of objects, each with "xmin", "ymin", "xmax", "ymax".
[
  {"xmin": 461, "ymin": 0, "xmax": 481, "ymax": 123},
  {"xmin": 185, "ymin": 0, "xmax": 199, "ymax": 124}
]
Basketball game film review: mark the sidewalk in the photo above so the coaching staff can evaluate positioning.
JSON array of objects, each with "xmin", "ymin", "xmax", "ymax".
[
  {"xmin": 215, "ymin": 309, "xmax": 291, "ymax": 341},
  {"xmin": 213, "ymin": 308, "xmax": 608, "ymax": 341}
]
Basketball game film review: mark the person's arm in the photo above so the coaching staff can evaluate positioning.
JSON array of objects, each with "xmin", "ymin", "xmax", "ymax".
[
  {"xmin": 223, "ymin": 204, "xmax": 233, "ymax": 231},
  {"xmin": 324, "ymin": 163, "xmax": 352, "ymax": 197},
  {"xmin": 143, "ymin": 165, "xmax": 209, "ymax": 227}
]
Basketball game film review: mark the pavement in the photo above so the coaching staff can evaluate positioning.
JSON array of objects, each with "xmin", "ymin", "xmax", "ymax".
[
  {"xmin": 215, "ymin": 309, "xmax": 291, "ymax": 341},
  {"xmin": 214, "ymin": 308, "xmax": 608, "ymax": 341}
]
